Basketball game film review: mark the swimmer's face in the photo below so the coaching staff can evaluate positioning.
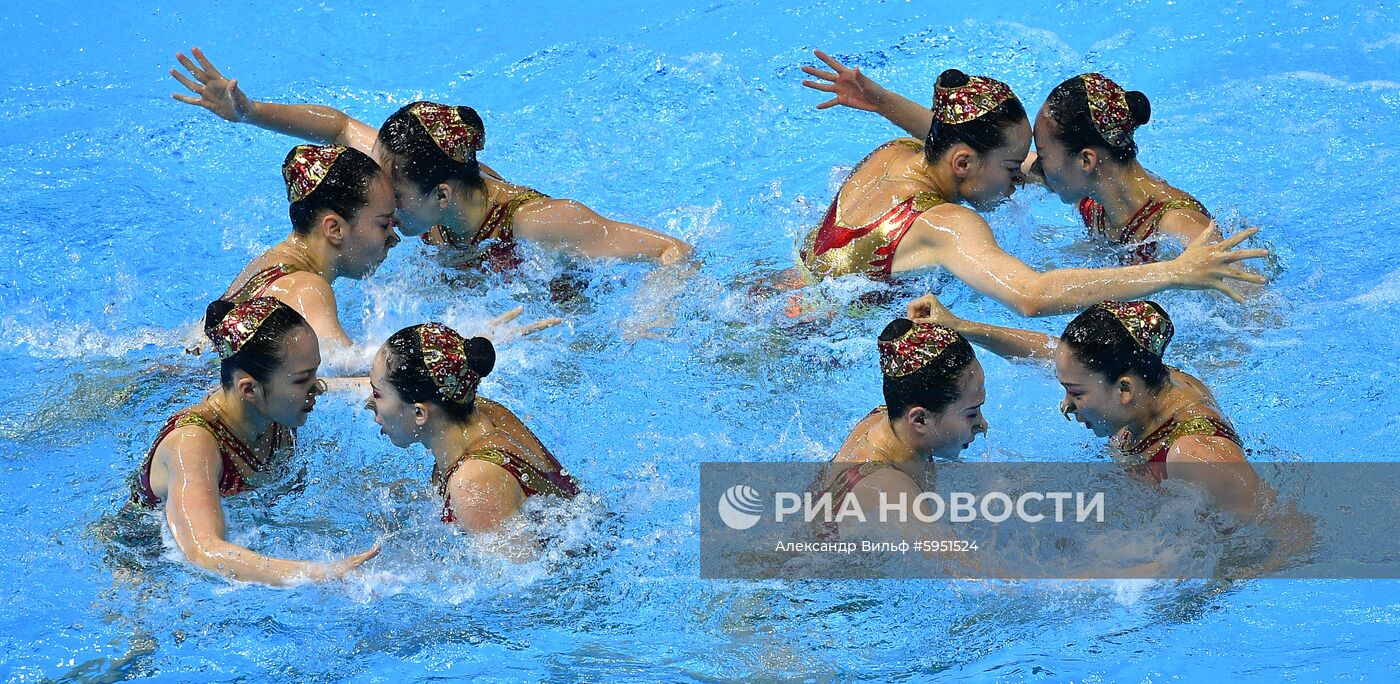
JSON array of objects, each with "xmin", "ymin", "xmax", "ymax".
[
  {"xmin": 1032, "ymin": 104, "xmax": 1090, "ymax": 205},
  {"xmin": 959, "ymin": 118, "xmax": 1031, "ymax": 212},
  {"xmin": 386, "ymin": 158, "xmax": 439, "ymax": 238},
  {"xmin": 1054, "ymin": 344, "xmax": 1127, "ymax": 438},
  {"xmin": 342, "ymin": 174, "xmax": 400, "ymax": 279},
  {"xmin": 246, "ymin": 325, "xmax": 323, "ymax": 428},
  {"xmin": 367, "ymin": 347, "xmax": 421, "ymax": 448},
  {"xmin": 913, "ymin": 360, "xmax": 989, "ymax": 459}
]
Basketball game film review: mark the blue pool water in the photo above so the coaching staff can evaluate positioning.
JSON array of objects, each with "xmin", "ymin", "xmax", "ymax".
[{"xmin": 2, "ymin": 0, "xmax": 1399, "ymax": 680}]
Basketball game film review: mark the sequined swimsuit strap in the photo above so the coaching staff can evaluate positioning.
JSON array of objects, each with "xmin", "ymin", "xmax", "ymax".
[
  {"xmin": 824, "ymin": 461, "xmax": 896, "ymax": 503},
  {"xmin": 473, "ymin": 188, "xmax": 549, "ymax": 245},
  {"xmin": 438, "ymin": 445, "xmax": 580, "ymax": 524},
  {"xmin": 130, "ymin": 411, "xmax": 256, "ymax": 508},
  {"xmin": 228, "ymin": 263, "xmax": 302, "ymax": 305},
  {"xmin": 1081, "ymin": 193, "xmax": 1210, "ymax": 239},
  {"xmin": 1120, "ymin": 410, "xmax": 1242, "ymax": 465}
]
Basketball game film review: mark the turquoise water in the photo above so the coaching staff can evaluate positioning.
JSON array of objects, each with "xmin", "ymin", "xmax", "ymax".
[{"xmin": 2, "ymin": 0, "xmax": 1399, "ymax": 680}]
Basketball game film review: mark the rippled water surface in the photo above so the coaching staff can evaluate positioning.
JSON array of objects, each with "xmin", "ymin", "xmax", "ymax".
[{"xmin": 2, "ymin": 0, "xmax": 1398, "ymax": 681}]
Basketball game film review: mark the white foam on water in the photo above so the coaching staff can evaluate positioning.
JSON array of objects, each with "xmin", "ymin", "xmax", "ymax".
[
  {"xmin": 1281, "ymin": 71, "xmax": 1400, "ymax": 92},
  {"xmin": 1348, "ymin": 268, "xmax": 1400, "ymax": 305},
  {"xmin": 0, "ymin": 317, "xmax": 189, "ymax": 358}
]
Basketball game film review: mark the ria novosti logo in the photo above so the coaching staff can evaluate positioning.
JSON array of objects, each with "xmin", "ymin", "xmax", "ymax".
[
  {"xmin": 718, "ymin": 484, "xmax": 764, "ymax": 530},
  {"xmin": 716, "ymin": 482, "xmax": 1105, "ymax": 530}
]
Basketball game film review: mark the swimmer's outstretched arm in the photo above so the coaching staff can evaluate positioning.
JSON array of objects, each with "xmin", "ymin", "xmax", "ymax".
[
  {"xmin": 906, "ymin": 293, "xmax": 1058, "ymax": 361},
  {"xmin": 512, "ymin": 199, "xmax": 693, "ymax": 265},
  {"xmin": 901, "ymin": 210, "xmax": 1269, "ymax": 316},
  {"xmin": 170, "ymin": 47, "xmax": 502, "ymax": 178},
  {"xmin": 170, "ymin": 48, "xmax": 380, "ymax": 157},
  {"xmin": 160, "ymin": 428, "xmax": 379, "ymax": 586},
  {"xmin": 801, "ymin": 49, "xmax": 934, "ymax": 140}
]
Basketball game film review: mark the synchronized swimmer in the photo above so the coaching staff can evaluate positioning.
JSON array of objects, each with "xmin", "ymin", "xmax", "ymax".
[{"xmin": 135, "ymin": 45, "xmax": 1276, "ymax": 585}]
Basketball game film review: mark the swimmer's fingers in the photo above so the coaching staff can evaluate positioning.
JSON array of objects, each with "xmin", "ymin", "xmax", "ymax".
[
  {"xmin": 813, "ymin": 48, "xmax": 850, "ymax": 74},
  {"xmin": 514, "ymin": 317, "xmax": 563, "ymax": 338},
  {"xmin": 1224, "ymin": 268, "xmax": 1269, "ymax": 285},
  {"xmin": 1218, "ymin": 225, "xmax": 1261, "ymax": 251},
  {"xmin": 170, "ymin": 68, "xmax": 202, "ymax": 95},
  {"xmin": 191, "ymin": 46, "xmax": 224, "ymax": 81},
  {"xmin": 175, "ymin": 51, "xmax": 209, "ymax": 83},
  {"xmin": 339, "ymin": 543, "xmax": 381, "ymax": 574},
  {"xmin": 801, "ymin": 78, "xmax": 837, "ymax": 93},
  {"xmin": 487, "ymin": 306, "xmax": 524, "ymax": 329},
  {"xmin": 1213, "ymin": 284, "xmax": 1247, "ymax": 304},
  {"xmin": 906, "ymin": 293, "xmax": 934, "ymax": 319},
  {"xmin": 1222, "ymin": 248, "xmax": 1271, "ymax": 263},
  {"xmin": 801, "ymin": 66, "xmax": 839, "ymax": 84}
]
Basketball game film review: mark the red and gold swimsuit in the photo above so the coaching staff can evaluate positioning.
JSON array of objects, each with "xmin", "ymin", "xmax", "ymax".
[
  {"xmin": 1078, "ymin": 194, "xmax": 1209, "ymax": 265},
  {"xmin": 129, "ymin": 409, "xmax": 293, "ymax": 509},
  {"xmin": 422, "ymin": 186, "xmax": 549, "ymax": 272},
  {"xmin": 226, "ymin": 263, "xmax": 302, "ymax": 305},
  {"xmin": 799, "ymin": 140, "xmax": 946, "ymax": 281},
  {"xmin": 1112, "ymin": 403, "xmax": 1242, "ymax": 483},
  {"xmin": 808, "ymin": 407, "xmax": 902, "ymax": 538},
  {"xmin": 435, "ymin": 444, "xmax": 580, "ymax": 525}
]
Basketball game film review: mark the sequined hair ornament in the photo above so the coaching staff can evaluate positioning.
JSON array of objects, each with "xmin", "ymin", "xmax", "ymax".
[
  {"xmin": 878, "ymin": 320, "xmax": 963, "ymax": 377},
  {"xmin": 1096, "ymin": 300, "xmax": 1173, "ymax": 358},
  {"xmin": 409, "ymin": 102, "xmax": 485, "ymax": 164},
  {"xmin": 283, "ymin": 144, "xmax": 348, "ymax": 203},
  {"xmin": 1078, "ymin": 73, "xmax": 1135, "ymax": 149},
  {"xmin": 932, "ymin": 74, "xmax": 1016, "ymax": 125},
  {"xmin": 416, "ymin": 322, "xmax": 481, "ymax": 405},
  {"xmin": 209, "ymin": 297, "xmax": 285, "ymax": 360}
]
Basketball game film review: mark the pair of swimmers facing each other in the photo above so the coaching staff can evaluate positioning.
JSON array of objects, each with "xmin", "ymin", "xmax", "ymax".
[
  {"xmin": 172, "ymin": 47, "xmax": 692, "ymax": 275},
  {"xmin": 795, "ymin": 50, "xmax": 1268, "ymax": 316},
  {"xmin": 824, "ymin": 295, "xmax": 1259, "ymax": 526},
  {"xmin": 130, "ymin": 298, "xmax": 578, "ymax": 587}
]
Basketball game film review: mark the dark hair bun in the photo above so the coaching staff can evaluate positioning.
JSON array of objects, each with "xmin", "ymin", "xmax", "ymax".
[
  {"xmin": 203, "ymin": 299, "xmax": 235, "ymax": 338},
  {"xmin": 1125, "ymin": 90, "xmax": 1152, "ymax": 126},
  {"xmin": 464, "ymin": 336, "xmax": 496, "ymax": 378},
  {"xmin": 879, "ymin": 318, "xmax": 914, "ymax": 342},
  {"xmin": 936, "ymin": 69, "xmax": 970, "ymax": 88}
]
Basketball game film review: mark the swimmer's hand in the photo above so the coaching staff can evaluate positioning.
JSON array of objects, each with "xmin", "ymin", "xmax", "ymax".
[
  {"xmin": 481, "ymin": 306, "xmax": 563, "ymax": 342},
  {"xmin": 170, "ymin": 47, "xmax": 252, "ymax": 123},
  {"xmin": 906, "ymin": 293, "xmax": 961, "ymax": 328},
  {"xmin": 801, "ymin": 49, "xmax": 888, "ymax": 112},
  {"xmin": 313, "ymin": 542, "xmax": 381, "ymax": 581},
  {"xmin": 1171, "ymin": 224, "xmax": 1270, "ymax": 303}
]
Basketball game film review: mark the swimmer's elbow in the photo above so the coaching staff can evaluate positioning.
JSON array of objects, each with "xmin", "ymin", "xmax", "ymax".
[
  {"xmin": 182, "ymin": 540, "xmax": 241, "ymax": 575},
  {"xmin": 1004, "ymin": 291, "xmax": 1053, "ymax": 317},
  {"xmin": 660, "ymin": 239, "xmax": 693, "ymax": 265},
  {"xmin": 1006, "ymin": 276, "xmax": 1070, "ymax": 317}
]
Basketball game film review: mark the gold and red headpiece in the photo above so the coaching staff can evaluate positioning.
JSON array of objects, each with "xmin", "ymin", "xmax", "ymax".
[
  {"xmin": 409, "ymin": 102, "xmax": 485, "ymax": 164},
  {"xmin": 209, "ymin": 297, "xmax": 286, "ymax": 360},
  {"xmin": 878, "ymin": 320, "xmax": 963, "ymax": 377},
  {"xmin": 282, "ymin": 143, "xmax": 348, "ymax": 203},
  {"xmin": 416, "ymin": 322, "xmax": 481, "ymax": 405},
  {"xmin": 1078, "ymin": 73, "xmax": 1135, "ymax": 149},
  {"xmin": 1096, "ymin": 300, "xmax": 1172, "ymax": 358},
  {"xmin": 933, "ymin": 75, "xmax": 1016, "ymax": 125}
]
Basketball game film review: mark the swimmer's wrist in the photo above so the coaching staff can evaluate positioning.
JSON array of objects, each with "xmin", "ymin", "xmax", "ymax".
[{"xmin": 242, "ymin": 100, "xmax": 268, "ymax": 126}]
